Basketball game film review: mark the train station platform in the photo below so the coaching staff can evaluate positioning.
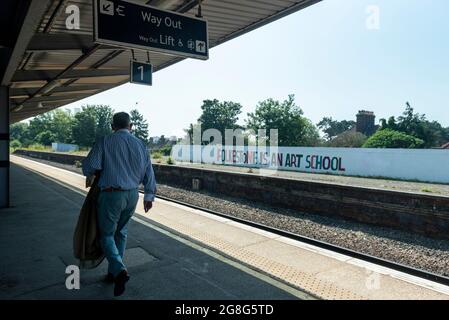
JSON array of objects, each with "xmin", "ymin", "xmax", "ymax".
[
  {"xmin": 0, "ymin": 162, "xmax": 303, "ymax": 300},
  {"xmin": 2, "ymin": 155, "xmax": 449, "ymax": 300}
]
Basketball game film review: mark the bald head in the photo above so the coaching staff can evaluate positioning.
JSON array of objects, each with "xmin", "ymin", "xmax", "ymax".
[{"xmin": 112, "ymin": 112, "xmax": 132, "ymax": 131}]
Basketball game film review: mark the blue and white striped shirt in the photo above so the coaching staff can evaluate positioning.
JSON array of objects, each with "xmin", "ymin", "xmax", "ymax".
[{"xmin": 82, "ymin": 129, "xmax": 156, "ymax": 201}]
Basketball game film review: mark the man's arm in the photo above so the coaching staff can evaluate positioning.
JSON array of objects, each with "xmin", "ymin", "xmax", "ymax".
[
  {"xmin": 82, "ymin": 139, "xmax": 103, "ymax": 177},
  {"xmin": 142, "ymin": 150, "xmax": 157, "ymax": 212}
]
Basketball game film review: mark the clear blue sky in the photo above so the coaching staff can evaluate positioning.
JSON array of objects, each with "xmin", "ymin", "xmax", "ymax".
[{"xmin": 65, "ymin": 0, "xmax": 449, "ymax": 137}]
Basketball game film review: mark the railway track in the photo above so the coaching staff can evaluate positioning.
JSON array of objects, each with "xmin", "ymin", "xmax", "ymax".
[{"xmin": 146, "ymin": 191, "xmax": 449, "ymax": 287}]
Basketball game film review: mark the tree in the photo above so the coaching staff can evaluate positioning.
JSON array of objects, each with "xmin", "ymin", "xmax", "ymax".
[
  {"xmin": 94, "ymin": 105, "xmax": 114, "ymax": 140},
  {"xmin": 10, "ymin": 139, "xmax": 22, "ymax": 149},
  {"xmin": 10, "ymin": 122, "xmax": 30, "ymax": 145},
  {"xmin": 362, "ymin": 129, "xmax": 424, "ymax": 149},
  {"xmin": 11, "ymin": 106, "xmax": 117, "ymax": 148},
  {"xmin": 380, "ymin": 116, "xmax": 398, "ymax": 131},
  {"xmin": 317, "ymin": 117, "xmax": 356, "ymax": 141},
  {"xmin": 72, "ymin": 106, "xmax": 97, "ymax": 147},
  {"xmin": 36, "ymin": 130, "xmax": 57, "ymax": 146},
  {"xmin": 380, "ymin": 102, "xmax": 448, "ymax": 148},
  {"xmin": 418, "ymin": 120, "xmax": 449, "ymax": 148},
  {"xmin": 246, "ymin": 95, "xmax": 320, "ymax": 146},
  {"xmin": 51, "ymin": 109, "xmax": 74, "ymax": 143},
  {"xmin": 196, "ymin": 99, "xmax": 243, "ymax": 144},
  {"xmin": 326, "ymin": 131, "xmax": 367, "ymax": 148},
  {"xmin": 71, "ymin": 105, "xmax": 114, "ymax": 147},
  {"xmin": 301, "ymin": 118, "xmax": 322, "ymax": 147},
  {"xmin": 130, "ymin": 109, "xmax": 149, "ymax": 144},
  {"xmin": 158, "ymin": 135, "xmax": 168, "ymax": 147},
  {"xmin": 28, "ymin": 112, "xmax": 53, "ymax": 140},
  {"xmin": 26, "ymin": 109, "xmax": 74, "ymax": 145},
  {"xmin": 159, "ymin": 144, "xmax": 172, "ymax": 156},
  {"xmin": 184, "ymin": 100, "xmax": 242, "ymax": 145}
]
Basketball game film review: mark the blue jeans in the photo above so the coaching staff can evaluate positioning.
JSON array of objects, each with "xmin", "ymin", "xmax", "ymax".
[{"xmin": 97, "ymin": 189, "xmax": 139, "ymax": 277}]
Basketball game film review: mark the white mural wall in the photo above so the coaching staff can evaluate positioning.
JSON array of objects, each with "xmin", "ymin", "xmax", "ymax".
[{"xmin": 171, "ymin": 145, "xmax": 449, "ymax": 184}]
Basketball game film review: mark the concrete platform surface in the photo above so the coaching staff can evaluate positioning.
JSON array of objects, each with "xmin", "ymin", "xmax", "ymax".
[
  {"xmin": 0, "ymin": 162, "xmax": 306, "ymax": 300},
  {"xmin": 5, "ymin": 155, "xmax": 449, "ymax": 300}
]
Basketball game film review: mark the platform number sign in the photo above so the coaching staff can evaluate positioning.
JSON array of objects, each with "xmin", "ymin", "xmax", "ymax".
[{"xmin": 130, "ymin": 61, "xmax": 152, "ymax": 86}]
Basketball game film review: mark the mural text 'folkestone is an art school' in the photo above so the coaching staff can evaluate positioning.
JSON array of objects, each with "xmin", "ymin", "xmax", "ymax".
[{"xmin": 171, "ymin": 145, "xmax": 449, "ymax": 184}]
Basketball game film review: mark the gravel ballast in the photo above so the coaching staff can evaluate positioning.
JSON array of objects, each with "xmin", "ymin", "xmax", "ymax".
[{"xmin": 14, "ymin": 155, "xmax": 449, "ymax": 278}]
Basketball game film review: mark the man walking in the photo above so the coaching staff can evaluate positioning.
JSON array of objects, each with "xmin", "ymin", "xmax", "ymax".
[{"xmin": 82, "ymin": 112, "xmax": 156, "ymax": 296}]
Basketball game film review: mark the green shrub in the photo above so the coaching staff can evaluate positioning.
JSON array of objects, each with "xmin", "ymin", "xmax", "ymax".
[
  {"xmin": 21, "ymin": 139, "xmax": 33, "ymax": 148},
  {"xmin": 167, "ymin": 157, "xmax": 174, "ymax": 165},
  {"xmin": 35, "ymin": 130, "xmax": 56, "ymax": 146},
  {"xmin": 27, "ymin": 143, "xmax": 47, "ymax": 151},
  {"xmin": 159, "ymin": 144, "xmax": 173, "ymax": 156},
  {"xmin": 152, "ymin": 152, "xmax": 162, "ymax": 160},
  {"xmin": 363, "ymin": 129, "xmax": 425, "ymax": 149},
  {"xmin": 10, "ymin": 139, "xmax": 22, "ymax": 150}
]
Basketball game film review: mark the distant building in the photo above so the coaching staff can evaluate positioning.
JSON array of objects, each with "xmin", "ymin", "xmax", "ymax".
[
  {"xmin": 151, "ymin": 136, "xmax": 160, "ymax": 144},
  {"xmin": 356, "ymin": 110, "xmax": 377, "ymax": 137}
]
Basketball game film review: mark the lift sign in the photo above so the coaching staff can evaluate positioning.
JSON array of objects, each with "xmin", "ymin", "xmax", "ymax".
[
  {"xmin": 94, "ymin": 0, "xmax": 209, "ymax": 60},
  {"xmin": 130, "ymin": 61, "xmax": 152, "ymax": 86}
]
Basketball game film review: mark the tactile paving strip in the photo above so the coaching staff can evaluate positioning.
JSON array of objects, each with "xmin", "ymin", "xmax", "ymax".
[{"xmin": 151, "ymin": 213, "xmax": 366, "ymax": 300}]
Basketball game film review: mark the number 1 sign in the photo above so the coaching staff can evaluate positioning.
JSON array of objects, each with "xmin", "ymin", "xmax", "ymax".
[{"xmin": 130, "ymin": 60, "xmax": 153, "ymax": 86}]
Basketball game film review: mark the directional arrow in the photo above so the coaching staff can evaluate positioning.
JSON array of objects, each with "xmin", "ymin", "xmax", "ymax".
[
  {"xmin": 99, "ymin": 0, "xmax": 114, "ymax": 15},
  {"xmin": 116, "ymin": 5, "xmax": 125, "ymax": 16}
]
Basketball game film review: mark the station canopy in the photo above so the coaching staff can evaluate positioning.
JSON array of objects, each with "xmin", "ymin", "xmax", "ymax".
[{"xmin": 1, "ymin": 0, "xmax": 320, "ymax": 123}]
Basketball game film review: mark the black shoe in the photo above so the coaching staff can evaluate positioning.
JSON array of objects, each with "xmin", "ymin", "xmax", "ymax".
[
  {"xmin": 114, "ymin": 270, "xmax": 130, "ymax": 297},
  {"xmin": 104, "ymin": 273, "xmax": 114, "ymax": 283}
]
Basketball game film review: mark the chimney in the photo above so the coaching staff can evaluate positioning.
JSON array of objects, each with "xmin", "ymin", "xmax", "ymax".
[{"xmin": 356, "ymin": 110, "xmax": 376, "ymax": 136}]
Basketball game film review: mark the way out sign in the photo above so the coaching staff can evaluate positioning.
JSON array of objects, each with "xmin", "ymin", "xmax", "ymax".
[
  {"xmin": 93, "ymin": 0, "xmax": 209, "ymax": 60},
  {"xmin": 130, "ymin": 61, "xmax": 152, "ymax": 86}
]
